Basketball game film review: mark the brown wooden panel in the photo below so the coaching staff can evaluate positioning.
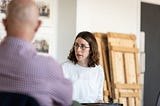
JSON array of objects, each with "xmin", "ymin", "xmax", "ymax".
[{"xmin": 107, "ymin": 32, "xmax": 141, "ymax": 106}]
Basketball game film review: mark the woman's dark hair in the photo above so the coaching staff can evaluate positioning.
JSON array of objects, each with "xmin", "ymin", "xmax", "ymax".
[{"xmin": 68, "ymin": 31, "xmax": 99, "ymax": 67}]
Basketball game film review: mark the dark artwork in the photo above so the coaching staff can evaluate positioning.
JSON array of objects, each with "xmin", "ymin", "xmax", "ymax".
[
  {"xmin": 39, "ymin": 5, "xmax": 50, "ymax": 17},
  {"xmin": 0, "ymin": 0, "xmax": 11, "ymax": 14},
  {"xmin": 33, "ymin": 39, "xmax": 49, "ymax": 53},
  {"xmin": 36, "ymin": 0, "xmax": 50, "ymax": 18}
]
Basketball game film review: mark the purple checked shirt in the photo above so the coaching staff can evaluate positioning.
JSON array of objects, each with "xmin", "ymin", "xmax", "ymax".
[{"xmin": 0, "ymin": 36, "xmax": 72, "ymax": 106}]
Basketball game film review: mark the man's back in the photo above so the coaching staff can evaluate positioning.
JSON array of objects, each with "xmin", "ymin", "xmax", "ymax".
[
  {"xmin": 0, "ymin": 37, "xmax": 72, "ymax": 106},
  {"xmin": 0, "ymin": 0, "xmax": 73, "ymax": 105}
]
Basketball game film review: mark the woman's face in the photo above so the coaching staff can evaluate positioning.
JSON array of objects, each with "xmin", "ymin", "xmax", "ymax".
[{"xmin": 74, "ymin": 37, "xmax": 90, "ymax": 64}]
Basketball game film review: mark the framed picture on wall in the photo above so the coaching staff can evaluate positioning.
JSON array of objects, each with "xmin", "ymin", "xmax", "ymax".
[
  {"xmin": 32, "ymin": 29, "xmax": 52, "ymax": 54},
  {"xmin": 33, "ymin": 39, "xmax": 49, "ymax": 53},
  {"xmin": 35, "ymin": 0, "xmax": 53, "ymax": 26},
  {"xmin": 0, "ymin": 0, "xmax": 53, "ymax": 26},
  {"xmin": 0, "ymin": 0, "xmax": 11, "ymax": 22},
  {"xmin": 32, "ymin": 33, "xmax": 51, "ymax": 54}
]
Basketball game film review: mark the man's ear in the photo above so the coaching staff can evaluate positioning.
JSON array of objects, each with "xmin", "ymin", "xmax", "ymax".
[
  {"xmin": 2, "ymin": 18, "xmax": 7, "ymax": 30},
  {"xmin": 35, "ymin": 20, "xmax": 41, "ymax": 32}
]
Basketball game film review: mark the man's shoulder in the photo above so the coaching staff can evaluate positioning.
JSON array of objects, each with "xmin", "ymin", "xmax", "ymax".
[
  {"xmin": 30, "ymin": 53, "xmax": 61, "ymax": 71},
  {"xmin": 33, "ymin": 53, "xmax": 58, "ymax": 65}
]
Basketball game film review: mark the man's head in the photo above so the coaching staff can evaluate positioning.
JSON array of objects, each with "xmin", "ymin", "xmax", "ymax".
[{"xmin": 3, "ymin": 0, "xmax": 41, "ymax": 42}]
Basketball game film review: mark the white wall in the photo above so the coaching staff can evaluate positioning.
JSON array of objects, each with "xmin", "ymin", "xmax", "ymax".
[
  {"xmin": 56, "ymin": 0, "xmax": 76, "ymax": 63},
  {"xmin": 76, "ymin": 0, "xmax": 139, "ymax": 35}
]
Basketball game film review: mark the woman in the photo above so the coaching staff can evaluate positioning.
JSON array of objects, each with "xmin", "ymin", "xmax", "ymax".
[{"xmin": 62, "ymin": 31, "xmax": 104, "ymax": 103}]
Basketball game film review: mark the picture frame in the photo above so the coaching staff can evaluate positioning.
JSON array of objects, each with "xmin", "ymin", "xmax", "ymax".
[
  {"xmin": 32, "ymin": 32, "xmax": 51, "ymax": 54},
  {"xmin": 0, "ymin": 0, "xmax": 53, "ymax": 26},
  {"xmin": 0, "ymin": 0, "xmax": 11, "ymax": 22},
  {"xmin": 35, "ymin": 0, "xmax": 53, "ymax": 26},
  {"xmin": 32, "ymin": 38, "xmax": 50, "ymax": 53}
]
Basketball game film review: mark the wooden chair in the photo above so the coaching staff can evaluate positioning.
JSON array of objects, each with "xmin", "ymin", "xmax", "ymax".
[{"xmin": 107, "ymin": 32, "xmax": 142, "ymax": 106}]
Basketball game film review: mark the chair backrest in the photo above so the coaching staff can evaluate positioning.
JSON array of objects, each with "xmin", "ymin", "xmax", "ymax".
[{"xmin": 0, "ymin": 92, "xmax": 40, "ymax": 106}]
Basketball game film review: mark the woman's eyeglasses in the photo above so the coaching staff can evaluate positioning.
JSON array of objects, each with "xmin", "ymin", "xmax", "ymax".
[{"xmin": 74, "ymin": 43, "xmax": 90, "ymax": 50}]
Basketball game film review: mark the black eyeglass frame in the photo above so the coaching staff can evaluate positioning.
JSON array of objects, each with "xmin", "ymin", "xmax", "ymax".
[{"xmin": 73, "ymin": 43, "xmax": 90, "ymax": 50}]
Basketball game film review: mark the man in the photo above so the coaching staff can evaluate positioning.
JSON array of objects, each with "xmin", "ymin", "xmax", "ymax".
[{"xmin": 0, "ymin": 0, "xmax": 72, "ymax": 106}]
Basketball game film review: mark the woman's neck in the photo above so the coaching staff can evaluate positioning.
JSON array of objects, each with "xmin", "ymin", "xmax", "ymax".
[{"xmin": 77, "ymin": 60, "xmax": 88, "ymax": 67}]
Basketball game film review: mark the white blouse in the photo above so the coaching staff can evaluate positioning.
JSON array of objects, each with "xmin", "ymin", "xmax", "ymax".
[{"xmin": 62, "ymin": 60, "xmax": 104, "ymax": 103}]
